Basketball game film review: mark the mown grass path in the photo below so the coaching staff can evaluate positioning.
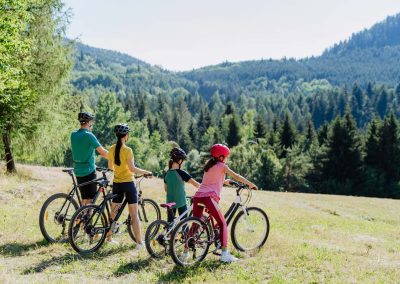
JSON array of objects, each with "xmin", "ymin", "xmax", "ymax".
[{"xmin": 0, "ymin": 164, "xmax": 399, "ymax": 283}]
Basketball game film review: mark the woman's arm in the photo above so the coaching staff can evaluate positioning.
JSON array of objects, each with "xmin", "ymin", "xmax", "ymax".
[
  {"xmin": 164, "ymin": 183, "xmax": 167, "ymax": 193},
  {"xmin": 127, "ymin": 157, "xmax": 152, "ymax": 176},
  {"xmin": 108, "ymin": 157, "xmax": 114, "ymax": 171},
  {"xmin": 188, "ymin": 178, "xmax": 200, "ymax": 188},
  {"xmin": 225, "ymin": 166, "xmax": 258, "ymax": 189}
]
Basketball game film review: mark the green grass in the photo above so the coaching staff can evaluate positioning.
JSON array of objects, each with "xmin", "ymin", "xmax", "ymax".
[{"xmin": 0, "ymin": 164, "xmax": 399, "ymax": 283}]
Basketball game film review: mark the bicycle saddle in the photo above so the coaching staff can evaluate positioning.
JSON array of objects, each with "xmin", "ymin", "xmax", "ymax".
[{"xmin": 160, "ymin": 202, "xmax": 176, "ymax": 209}]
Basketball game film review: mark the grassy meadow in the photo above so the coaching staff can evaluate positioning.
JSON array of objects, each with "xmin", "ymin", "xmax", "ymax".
[{"xmin": 0, "ymin": 164, "xmax": 399, "ymax": 283}]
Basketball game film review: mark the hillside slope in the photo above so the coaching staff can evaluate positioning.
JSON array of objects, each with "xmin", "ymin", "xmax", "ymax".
[{"xmin": 0, "ymin": 164, "xmax": 399, "ymax": 283}]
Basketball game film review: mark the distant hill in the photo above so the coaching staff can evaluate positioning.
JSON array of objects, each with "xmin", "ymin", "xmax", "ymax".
[
  {"xmin": 70, "ymin": 13, "xmax": 400, "ymax": 130},
  {"xmin": 182, "ymin": 13, "xmax": 400, "ymax": 88}
]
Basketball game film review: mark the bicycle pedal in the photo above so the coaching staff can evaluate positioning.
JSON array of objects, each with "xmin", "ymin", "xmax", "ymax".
[{"xmin": 212, "ymin": 251, "xmax": 221, "ymax": 256}]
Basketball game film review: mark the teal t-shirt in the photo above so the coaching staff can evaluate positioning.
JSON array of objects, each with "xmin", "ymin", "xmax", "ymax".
[
  {"xmin": 70, "ymin": 129, "xmax": 101, "ymax": 177},
  {"xmin": 164, "ymin": 169, "xmax": 191, "ymax": 208}
]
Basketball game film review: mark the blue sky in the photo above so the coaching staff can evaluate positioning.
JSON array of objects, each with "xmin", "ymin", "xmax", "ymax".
[{"xmin": 64, "ymin": 0, "xmax": 400, "ymax": 71}]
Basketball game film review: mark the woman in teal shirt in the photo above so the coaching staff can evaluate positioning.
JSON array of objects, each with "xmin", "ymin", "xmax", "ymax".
[{"xmin": 164, "ymin": 148, "xmax": 200, "ymax": 222}]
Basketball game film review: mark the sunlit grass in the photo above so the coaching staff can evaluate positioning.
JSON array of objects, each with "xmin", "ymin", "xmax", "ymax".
[{"xmin": 0, "ymin": 164, "xmax": 399, "ymax": 283}]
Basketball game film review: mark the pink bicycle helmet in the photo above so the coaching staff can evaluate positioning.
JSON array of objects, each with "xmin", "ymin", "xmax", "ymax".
[{"xmin": 210, "ymin": 144, "xmax": 230, "ymax": 158}]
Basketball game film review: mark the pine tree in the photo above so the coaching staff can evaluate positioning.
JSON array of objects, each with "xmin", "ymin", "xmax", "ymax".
[
  {"xmin": 317, "ymin": 123, "xmax": 329, "ymax": 146},
  {"xmin": 254, "ymin": 115, "xmax": 267, "ymax": 139},
  {"xmin": 93, "ymin": 93, "xmax": 129, "ymax": 146},
  {"xmin": 322, "ymin": 112, "xmax": 363, "ymax": 195},
  {"xmin": 379, "ymin": 113, "xmax": 400, "ymax": 190},
  {"xmin": 377, "ymin": 89, "xmax": 389, "ymax": 118},
  {"xmin": 279, "ymin": 113, "xmax": 297, "ymax": 157},
  {"xmin": 226, "ymin": 116, "xmax": 241, "ymax": 147},
  {"xmin": 364, "ymin": 118, "xmax": 381, "ymax": 168}
]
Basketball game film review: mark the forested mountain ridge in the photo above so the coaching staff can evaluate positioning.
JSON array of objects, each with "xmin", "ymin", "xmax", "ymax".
[{"xmin": 182, "ymin": 13, "xmax": 400, "ymax": 88}]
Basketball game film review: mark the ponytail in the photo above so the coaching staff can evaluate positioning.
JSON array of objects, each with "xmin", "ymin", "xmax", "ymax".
[
  {"xmin": 168, "ymin": 159, "xmax": 174, "ymax": 169},
  {"xmin": 114, "ymin": 134, "xmax": 125, "ymax": 166},
  {"xmin": 204, "ymin": 157, "xmax": 219, "ymax": 172}
]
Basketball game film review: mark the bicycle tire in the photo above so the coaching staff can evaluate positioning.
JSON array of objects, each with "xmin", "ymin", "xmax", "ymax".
[
  {"xmin": 39, "ymin": 193, "xmax": 79, "ymax": 243},
  {"xmin": 127, "ymin": 198, "xmax": 161, "ymax": 242},
  {"xmin": 231, "ymin": 207, "xmax": 270, "ymax": 252},
  {"xmin": 145, "ymin": 219, "xmax": 169, "ymax": 259},
  {"xmin": 68, "ymin": 205, "xmax": 108, "ymax": 254},
  {"xmin": 169, "ymin": 216, "xmax": 211, "ymax": 266}
]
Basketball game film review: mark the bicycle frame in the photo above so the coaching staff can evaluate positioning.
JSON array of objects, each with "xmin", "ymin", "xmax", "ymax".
[{"xmin": 56, "ymin": 170, "xmax": 111, "ymax": 224}]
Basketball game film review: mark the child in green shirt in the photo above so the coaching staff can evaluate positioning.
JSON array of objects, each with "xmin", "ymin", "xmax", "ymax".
[{"xmin": 164, "ymin": 148, "xmax": 200, "ymax": 222}]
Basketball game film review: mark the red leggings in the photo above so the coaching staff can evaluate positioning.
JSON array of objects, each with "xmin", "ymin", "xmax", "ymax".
[{"xmin": 192, "ymin": 196, "xmax": 227, "ymax": 247}]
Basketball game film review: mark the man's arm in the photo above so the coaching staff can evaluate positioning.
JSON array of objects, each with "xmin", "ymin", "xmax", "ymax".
[{"xmin": 96, "ymin": 146, "xmax": 108, "ymax": 159}]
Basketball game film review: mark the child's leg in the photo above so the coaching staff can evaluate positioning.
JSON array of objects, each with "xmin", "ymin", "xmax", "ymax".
[
  {"xmin": 177, "ymin": 204, "xmax": 188, "ymax": 219},
  {"xmin": 202, "ymin": 197, "xmax": 227, "ymax": 248},
  {"xmin": 167, "ymin": 208, "xmax": 176, "ymax": 223}
]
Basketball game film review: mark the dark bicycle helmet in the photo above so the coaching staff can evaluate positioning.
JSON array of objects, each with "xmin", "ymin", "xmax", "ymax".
[
  {"xmin": 78, "ymin": 112, "xmax": 95, "ymax": 123},
  {"xmin": 114, "ymin": 123, "xmax": 130, "ymax": 135},
  {"xmin": 170, "ymin": 147, "xmax": 187, "ymax": 162}
]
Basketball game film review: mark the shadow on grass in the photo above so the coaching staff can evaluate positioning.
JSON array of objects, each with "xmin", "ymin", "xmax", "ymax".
[
  {"xmin": 21, "ymin": 245, "xmax": 130, "ymax": 275},
  {"xmin": 113, "ymin": 257, "xmax": 153, "ymax": 277},
  {"xmin": 157, "ymin": 260, "xmax": 223, "ymax": 283},
  {"xmin": 0, "ymin": 239, "xmax": 50, "ymax": 257}
]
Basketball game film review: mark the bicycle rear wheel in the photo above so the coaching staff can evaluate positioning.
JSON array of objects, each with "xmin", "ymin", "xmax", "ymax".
[
  {"xmin": 231, "ymin": 207, "xmax": 269, "ymax": 252},
  {"xmin": 68, "ymin": 205, "xmax": 108, "ymax": 254},
  {"xmin": 39, "ymin": 193, "xmax": 79, "ymax": 243},
  {"xmin": 145, "ymin": 220, "xmax": 169, "ymax": 259},
  {"xmin": 169, "ymin": 217, "xmax": 210, "ymax": 266},
  {"xmin": 128, "ymin": 198, "xmax": 161, "ymax": 242}
]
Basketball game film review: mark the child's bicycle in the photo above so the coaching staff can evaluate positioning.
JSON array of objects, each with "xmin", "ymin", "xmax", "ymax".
[
  {"xmin": 68, "ymin": 174, "xmax": 160, "ymax": 254},
  {"xmin": 144, "ymin": 196, "xmax": 202, "ymax": 258},
  {"xmin": 168, "ymin": 181, "xmax": 270, "ymax": 266}
]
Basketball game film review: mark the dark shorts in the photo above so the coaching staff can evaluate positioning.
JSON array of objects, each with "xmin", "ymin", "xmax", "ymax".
[
  {"xmin": 77, "ymin": 171, "xmax": 97, "ymax": 200},
  {"xmin": 112, "ymin": 182, "xmax": 138, "ymax": 204}
]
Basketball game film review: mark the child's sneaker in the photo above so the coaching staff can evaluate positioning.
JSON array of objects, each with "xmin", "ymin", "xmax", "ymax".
[
  {"xmin": 106, "ymin": 238, "xmax": 119, "ymax": 245},
  {"xmin": 220, "ymin": 251, "xmax": 238, "ymax": 263}
]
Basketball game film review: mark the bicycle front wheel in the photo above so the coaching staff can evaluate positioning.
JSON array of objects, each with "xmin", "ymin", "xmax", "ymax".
[
  {"xmin": 68, "ymin": 205, "xmax": 108, "ymax": 254},
  {"xmin": 128, "ymin": 198, "xmax": 161, "ymax": 242},
  {"xmin": 231, "ymin": 207, "xmax": 270, "ymax": 252},
  {"xmin": 39, "ymin": 193, "xmax": 79, "ymax": 243},
  {"xmin": 169, "ymin": 217, "xmax": 210, "ymax": 266}
]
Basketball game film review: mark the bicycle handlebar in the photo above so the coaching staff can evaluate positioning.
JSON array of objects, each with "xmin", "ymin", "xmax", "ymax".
[{"xmin": 96, "ymin": 167, "xmax": 112, "ymax": 172}]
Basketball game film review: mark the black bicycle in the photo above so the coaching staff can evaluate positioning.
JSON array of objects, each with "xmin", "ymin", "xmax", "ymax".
[
  {"xmin": 169, "ymin": 181, "xmax": 270, "ymax": 266},
  {"xmin": 38, "ymin": 167, "xmax": 112, "ymax": 243},
  {"xmin": 68, "ymin": 174, "xmax": 161, "ymax": 254}
]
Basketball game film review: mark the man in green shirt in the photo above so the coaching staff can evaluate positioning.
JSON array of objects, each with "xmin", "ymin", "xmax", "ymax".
[{"xmin": 71, "ymin": 112, "xmax": 108, "ymax": 205}]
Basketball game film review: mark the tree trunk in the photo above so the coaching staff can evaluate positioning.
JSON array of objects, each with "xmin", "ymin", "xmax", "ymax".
[{"xmin": 2, "ymin": 123, "xmax": 16, "ymax": 173}]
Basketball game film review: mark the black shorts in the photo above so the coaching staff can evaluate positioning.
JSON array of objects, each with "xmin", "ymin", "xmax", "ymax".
[
  {"xmin": 112, "ymin": 182, "xmax": 138, "ymax": 204},
  {"xmin": 77, "ymin": 171, "xmax": 97, "ymax": 200}
]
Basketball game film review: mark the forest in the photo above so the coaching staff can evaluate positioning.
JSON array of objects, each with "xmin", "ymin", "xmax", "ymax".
[{"xmin": 1, "ymin": 0, "xmax": 400, "ymax": 198}]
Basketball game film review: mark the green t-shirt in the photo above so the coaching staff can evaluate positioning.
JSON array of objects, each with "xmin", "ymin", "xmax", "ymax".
[
  {"xmin": 70, "ymin": 129, "xmax": 101, "ymax": 177},
  {"xmin": 164, "ymin": 169, "xmax": 192, "ymax": 208}
]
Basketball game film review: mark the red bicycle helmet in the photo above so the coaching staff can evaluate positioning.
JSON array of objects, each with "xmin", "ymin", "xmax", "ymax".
[{"xmin": 210, "ymin": 144, "xmax": 230, "ymax": 158}]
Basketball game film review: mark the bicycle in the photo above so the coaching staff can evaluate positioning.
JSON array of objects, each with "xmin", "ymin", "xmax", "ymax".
[
  {"xmin": 38, "ymin": 167, "xmax": 112, "ymax": 243},
  {"xmin": 169, "ymin": 181, "xmax": 270, "ymax": 266},
  {"xmin": 68, "ymin": 174, "xmax": 161, "ymax": 254},
  {"xmin": 145, "ymin": 196, "xmax": 202, "ymax": 259}
]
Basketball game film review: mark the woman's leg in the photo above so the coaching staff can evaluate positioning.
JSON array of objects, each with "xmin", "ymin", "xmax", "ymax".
[{"xmin": 128, "ymin": 204, "xmax": 142, "ymax": 244}]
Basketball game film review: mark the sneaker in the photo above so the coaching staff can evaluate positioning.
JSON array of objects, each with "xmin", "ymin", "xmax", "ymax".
[
  {"xmin": 180, "ymin": 251, "xmax": 190, "ymax": 262},
  {"xmin": 135, "ymin": 241, "xmax": 145, "ymax": 250},
  {"xmin": 106, "ymin": 238, "xmax": 119, "ymax": 245},
  {"xmin": 220, "ymin": 251, "xmax": 238, "ymax": 263}
]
